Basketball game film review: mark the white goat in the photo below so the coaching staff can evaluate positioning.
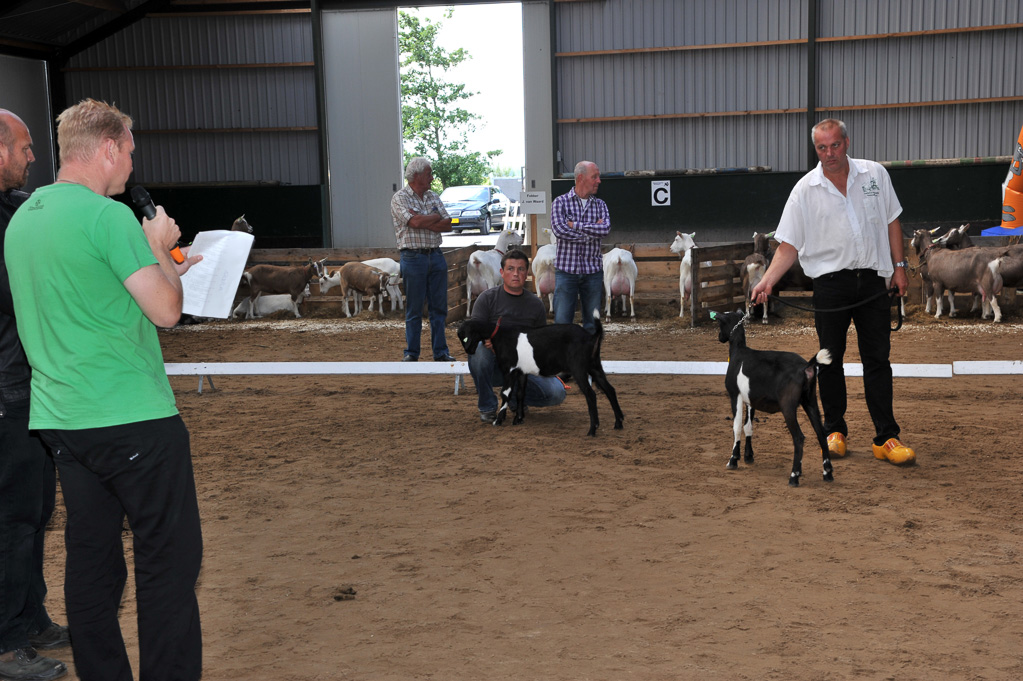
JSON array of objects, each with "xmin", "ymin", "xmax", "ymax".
[
  {"xmin": 232, "ymin": 286, "xmax": 310, "ymax": 319},
  {"xmin": 669, "ymin": 231, "xmax": 697, "ymax": 319},
  {"xmin": 360, "ymin": 257, "xmax": 403, "ymax": 312},
  {"xmin": 602, "ymin": 247, "xmax": 638, "ymax": 321},
  {"xmin": 466, "ymin": 230, "xmax": 523, "ymax": 316},
  {"xmin": 531, "ymin": 231, "xmax": 557, "ymax": 314}
]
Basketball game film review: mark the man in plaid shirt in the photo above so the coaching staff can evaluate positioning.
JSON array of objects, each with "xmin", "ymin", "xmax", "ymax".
[
  {"xmin": 390, "ymin": 157, "xmax": 456, "ymax": 362},
  {"xmin": 550, "ymin": 160, "xmax": 610, "ymax": 333}
]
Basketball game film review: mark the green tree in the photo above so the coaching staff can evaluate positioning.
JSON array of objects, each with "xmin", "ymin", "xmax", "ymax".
[
  {"xmin": 398, "ymin": 8, "xmax": 500, "ymax": 188},
  {"xmin": 490, "ymin": 164, "xmax": 521, "ymax": 179}
]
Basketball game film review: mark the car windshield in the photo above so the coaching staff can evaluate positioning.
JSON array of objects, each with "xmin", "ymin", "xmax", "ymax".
[{"xmin": 441, "ymin": 187, "xmax": 488, "ymax": 203}]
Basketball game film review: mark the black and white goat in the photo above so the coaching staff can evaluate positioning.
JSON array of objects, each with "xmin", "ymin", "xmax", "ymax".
[
  {"xmin": 711, "ymin": 310, "xmax": 833, "ymax": 487},
  {"xmin": 456, "ymin": 310, "xmax": 624, "ymax": 437}
]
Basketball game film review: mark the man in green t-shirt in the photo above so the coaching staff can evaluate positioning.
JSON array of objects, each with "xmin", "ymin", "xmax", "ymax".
[{"xmin": 6, "ymin": 99, "xmax": 204, "ymax": 681}]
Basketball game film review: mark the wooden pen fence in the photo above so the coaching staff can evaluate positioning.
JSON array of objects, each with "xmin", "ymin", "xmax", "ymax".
[{"xmin": 237, "ymin": 236, "xmax": 1023, "ymax": 327}]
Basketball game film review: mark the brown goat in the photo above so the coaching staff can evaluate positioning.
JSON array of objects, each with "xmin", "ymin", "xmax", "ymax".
[{"xmin": 242, "ymin": 258, "xmax": 325, "ymax": 320}]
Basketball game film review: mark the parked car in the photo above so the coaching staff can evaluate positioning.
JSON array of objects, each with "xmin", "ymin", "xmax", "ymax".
[{"xmin": 440, "ymin": 185, "xmax": 510, "ymax": 235}]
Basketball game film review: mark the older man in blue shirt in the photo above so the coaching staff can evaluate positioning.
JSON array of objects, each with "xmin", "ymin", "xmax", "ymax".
[{"xmin": 550, "ymin": 160, "xmax": 610, "ymax": 333}]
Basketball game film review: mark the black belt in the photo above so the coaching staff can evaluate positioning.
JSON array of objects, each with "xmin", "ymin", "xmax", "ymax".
[
  {"xmin": 400, "ymin": 247, "xmax": 438, "ymax": 254},
  {"xmin": 817, "ymin": 268, "xmax": 878, "ymax": 280}
]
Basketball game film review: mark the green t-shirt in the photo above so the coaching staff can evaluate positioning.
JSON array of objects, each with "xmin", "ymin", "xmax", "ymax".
[{"xmin": 5, "ymin": 183, "xmax": 178, "ymax": 430}]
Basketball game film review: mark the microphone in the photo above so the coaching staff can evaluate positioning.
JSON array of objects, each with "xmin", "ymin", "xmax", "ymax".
[{"xmin": 130, "ymin": 186, "xmax": 184, "ymax": 264}]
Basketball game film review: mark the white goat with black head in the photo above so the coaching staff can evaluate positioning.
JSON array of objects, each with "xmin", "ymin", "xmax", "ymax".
[{"xmin": 711, "ymin": 310, "xmax": 834, "ymax": 487}]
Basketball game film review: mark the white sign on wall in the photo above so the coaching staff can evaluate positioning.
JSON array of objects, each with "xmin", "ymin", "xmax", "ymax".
[
  {"xmin": 651, "ymin": 180, "xmax": 671, "ymax": 207},
  {"xmin": 521, "ymin": 190, "xmax": 548, "ymax": 214}
]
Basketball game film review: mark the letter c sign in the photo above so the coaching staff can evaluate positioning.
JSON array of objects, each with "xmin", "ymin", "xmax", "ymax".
[{"xmin": 651, "ymin": 180, "xmax": 670, "ymax": 207}]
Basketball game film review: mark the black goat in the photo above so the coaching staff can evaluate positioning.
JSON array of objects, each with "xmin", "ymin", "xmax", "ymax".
[
  {"xmin": 712, "ymin": 310, "xmax": 833, "ymax": 486},
  {"xmin": 456, "ymin": 311, "xmax": 624, "ymax": 437}
]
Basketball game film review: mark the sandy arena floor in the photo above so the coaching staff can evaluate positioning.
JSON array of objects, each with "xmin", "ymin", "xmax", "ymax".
[{"xmin": 39, "ymin": 301, "xmax": 1023, "ymax": 680}]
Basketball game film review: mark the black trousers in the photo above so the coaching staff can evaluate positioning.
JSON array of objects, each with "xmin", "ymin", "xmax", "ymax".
[
  {"xmin": 812, "ymin": 269, "xmax": 900, "ymax": 446},
  {"xmin": 41, "ymin": 415, "xmax": 203, "ymax": 681},
  {"xmin": 0, "ymin": 397, "xmax": 56, "ymax": 654}
]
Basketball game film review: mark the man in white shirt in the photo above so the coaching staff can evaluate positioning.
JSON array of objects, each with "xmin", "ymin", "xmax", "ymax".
[{"xmin": 752, "ymin": 119, "xmax": 915, "ymax": 466}]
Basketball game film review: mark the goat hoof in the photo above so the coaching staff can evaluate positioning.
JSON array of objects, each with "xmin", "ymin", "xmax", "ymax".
[
  {"xmin": 614, "ymin": 420, "xmax": 623, "ymax": 430},
  {"xmin": 512, "ymin": 417, "xmax": 523, "ymax": 425},
  {"xmin": 726, "ymin": 459, "xmax": 738, "ymax": 470},
  {"xmin": 788, "ymin": 476, "xmax": 800, "ymax": 487},
  {"xmin": 823, "ymin": 471, "xmax": 834, "ymax": 482},
  {"xmin": 743, "ymin": 454, "xmax": 754, "ymax": 464}
]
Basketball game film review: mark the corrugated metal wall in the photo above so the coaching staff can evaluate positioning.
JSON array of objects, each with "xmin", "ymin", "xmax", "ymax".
[
  {"xmin": 554, "ymin": 0, "xmax": 1023, "ymax": 174},
  {"xmin": 0, "ymin": 55, "xmax": 55, "ymax": 192},
  {"xmin": 63, "ymin": 13, "xmax": 318, "ymax": 185}
]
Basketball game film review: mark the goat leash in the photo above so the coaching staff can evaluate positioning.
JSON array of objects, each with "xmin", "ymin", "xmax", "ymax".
[
  {"xmin": 490, "ymin": 316, "xmax": 503, "ymax": 339},
  {"xmin": 765, "ymin": 288, "xmax": 904, "ymax": 331}
]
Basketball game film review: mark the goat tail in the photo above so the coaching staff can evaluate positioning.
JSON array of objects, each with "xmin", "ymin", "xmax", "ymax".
[
  {"xmin": 989, "ymin": 257, "xmax": 1006, "ymax": 295},
  {"xmin": 591, "ymin": 309, "xmax": 604, "ymax": 360},
  {"xmin": 802, "ymin": 348, "xmax": 832, "ymax": 383}
]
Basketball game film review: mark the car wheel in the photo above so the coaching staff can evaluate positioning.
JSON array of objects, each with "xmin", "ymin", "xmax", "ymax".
[{"xmin": 481, "ymin": 214, "xmax": 491, "ymax": 235}]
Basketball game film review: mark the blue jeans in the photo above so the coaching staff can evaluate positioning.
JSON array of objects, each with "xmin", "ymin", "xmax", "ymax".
[
  {"xmin": 400, "ymin": 249, "xmax": 451, "ymax": 360},
  {"xmin": 553, "ymin": 269, "xmax": 603, "ymax": 333},
  {"xmin": 467, "ymin": 342, "xmax": 567, "ymax": 413}
]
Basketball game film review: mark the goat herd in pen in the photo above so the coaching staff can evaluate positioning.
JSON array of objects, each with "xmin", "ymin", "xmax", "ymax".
[
  {"xmin": 219, "ymin": 222, "xmax": 1020, "ymax": 484},
  {"xmin": 229, "ymin": 222, "xmax": 1020, "ymax": 327},
  {"xmin": 230, "ymin": 228, "xmax": 703, "ymax": 323}
]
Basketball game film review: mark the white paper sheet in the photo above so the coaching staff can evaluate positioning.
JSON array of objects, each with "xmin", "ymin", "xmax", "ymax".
[{"xmin": 180, "ymin": 230, "xmax": 254, "ymax": 318}]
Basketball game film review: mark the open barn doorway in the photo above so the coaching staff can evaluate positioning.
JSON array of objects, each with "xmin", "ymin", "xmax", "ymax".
[
  {"xmin": 320, "ymin": 1, "xmax": 531, "ymax": 249},
  {"xmin": 397, "ymin": 3, "xmax": 526, "ymax": 249}
]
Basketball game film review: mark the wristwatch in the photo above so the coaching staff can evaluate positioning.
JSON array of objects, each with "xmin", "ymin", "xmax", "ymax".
[{"xmin": 894, "ymin": 260, "xmax": 909, "ymax": 268}]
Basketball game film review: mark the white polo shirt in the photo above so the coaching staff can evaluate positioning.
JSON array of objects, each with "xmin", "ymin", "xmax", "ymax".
[{"xmin": 774, "ymin": 157, "xmax": 903, "ymax": 279}]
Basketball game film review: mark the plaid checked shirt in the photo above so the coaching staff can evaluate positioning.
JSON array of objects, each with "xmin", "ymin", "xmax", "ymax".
[
  {"xmin": 550, "ymin": 187, "xmax": 611, "ymax": 274},
  {"xmin": 391, "ymin": 184, "xmax": 449, "ymax": 250}
]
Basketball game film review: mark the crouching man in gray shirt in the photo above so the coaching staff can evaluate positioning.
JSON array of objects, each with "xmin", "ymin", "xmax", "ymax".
[{"xmin": 467, "ymin": 249, "xmax": 567, "ymax": 423}]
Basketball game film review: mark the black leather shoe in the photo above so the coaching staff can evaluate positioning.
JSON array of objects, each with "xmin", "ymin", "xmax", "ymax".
[
  {"xmin": 401, "ymin": 355, "xmax": 417, "ymax": 362},
  {"xmin": 0, "ymin": 647, "xmax": 67, "ymax": 681},
  {"xmin": 434, "ymin": 353, "xmax": 456, "ymax": 362},
  {"xmin": 479, "ymin": 411, "xmax": 497, "ymax": 423},
  {"xmin": 28, "ymin": 624, "xmax": 70, "ymax": 650}
]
